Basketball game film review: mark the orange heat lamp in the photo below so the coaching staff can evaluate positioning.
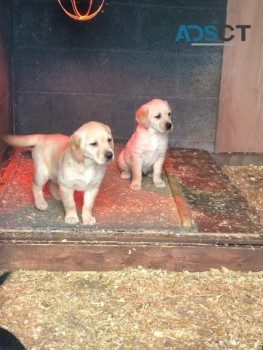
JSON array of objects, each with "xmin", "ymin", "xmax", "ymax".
[{"xmin": 58, "ymin": 0, "xmax": 105, "ymax": 21}]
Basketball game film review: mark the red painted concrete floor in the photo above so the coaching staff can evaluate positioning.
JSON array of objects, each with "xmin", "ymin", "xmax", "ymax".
[
  {"xmin": 0, "ymin": 147, "xmax": 261, "ymax": 235},
  {"xmin": 0, "ymin": 148, "xmax": 183, "ymax": 233}
]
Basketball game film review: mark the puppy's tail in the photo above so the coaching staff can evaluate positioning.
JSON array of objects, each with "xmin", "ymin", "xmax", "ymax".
[{"xmin": 2, "ymin": 134, "xmax": 41, "ymax": 148}]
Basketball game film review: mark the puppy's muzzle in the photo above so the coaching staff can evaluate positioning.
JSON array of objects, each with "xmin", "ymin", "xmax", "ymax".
[
  {"xmin": 105, "ymin": 151, "xmax": 114, "ymax": 162},
  {"xmin": 166, "ymin": 122, "xmax": 173, "ymax": 131}
]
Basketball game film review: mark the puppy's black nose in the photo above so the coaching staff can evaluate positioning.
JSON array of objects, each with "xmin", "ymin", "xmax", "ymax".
[
  {"xmin": 166, "ymin": 122, "xmax": 172, "ymax": 130},
  {"xmin": 105, "ymin": 151, "xmax": 113, "ymax": 161}
]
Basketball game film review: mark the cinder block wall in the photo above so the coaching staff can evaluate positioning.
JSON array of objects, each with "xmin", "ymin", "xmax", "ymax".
[
  {"xmin": 12, "ymin": 0, "xmax": 226, "ymax": 152},
  {"xmin": 0, "ymin": 0, "xmax": 12, "ymax": 163}
]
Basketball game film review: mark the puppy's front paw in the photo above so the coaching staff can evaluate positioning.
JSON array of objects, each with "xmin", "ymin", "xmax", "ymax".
[
  {"xmin": 130, "ymin": 182, "xmax": 141, "ymax": 191},
  {"xmin": 121, "ymin": 171, "xmax": 131, "ymax": 179},
  {"xmin": 65, "ymin": 215, "xmax": 79, "ymax": 225},
  {"xmin": 83, "ymin": 215, "xmax": 96, "ymax": 226},
  {"xmin": 35, "ymin": 200, "xmax": 48, "ymax": 211},
  {"xmin": 154, "ymin": 180, "xmax": 166, "ymax": 188}
]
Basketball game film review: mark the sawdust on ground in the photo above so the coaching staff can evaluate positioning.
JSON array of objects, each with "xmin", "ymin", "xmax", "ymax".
[
  {"xmin": 0, "ymin": 268, "xmax": 263, "ymax": 350},
  {"xmin": 223, "ymin": 165, "xmax": 263, "ymax": 225}
]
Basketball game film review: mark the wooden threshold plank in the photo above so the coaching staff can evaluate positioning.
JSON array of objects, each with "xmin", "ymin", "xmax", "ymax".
[
  {"xmin": 0, "ymin": 229, "xmax": 263, "ymax": 245},
  {"xmin": 0, "ymin": 242, "xmax": 262, "ymax": 272},
  {"xmin": 165, "ymin": 171, "xmax": 193, "ymax": 229}
]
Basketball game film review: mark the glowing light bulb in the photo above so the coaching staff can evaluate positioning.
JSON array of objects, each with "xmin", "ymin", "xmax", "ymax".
[{"xmin": 58, "ymin": 0, "xmax": 105, "ymax": 21}]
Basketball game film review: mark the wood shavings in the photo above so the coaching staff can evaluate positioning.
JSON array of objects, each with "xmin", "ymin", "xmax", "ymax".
[
  {"xmin": 223, "ymin": 165, "xmax": 263, "ymax": 225},
  {"xmin": 0, "ymin": 268, "xmax": 262, "ymax": 349}
]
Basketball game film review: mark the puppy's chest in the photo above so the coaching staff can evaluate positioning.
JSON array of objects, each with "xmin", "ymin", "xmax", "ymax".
[
  {"xmin": 141, "ymin": 135, "xmax": 167, "ymax": 164},
  {"xmin": 59, "ymin": 165, "xmax": 105, "ymax": 191}
]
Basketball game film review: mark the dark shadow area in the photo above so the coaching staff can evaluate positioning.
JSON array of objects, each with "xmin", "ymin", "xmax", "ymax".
[
  {"xmin": 0, "ymin": 271, "xmax": 11, "ymax": 285},
  {"xmin": 0, "ymin": 328, "xmax": 26, "ymax": 350}
]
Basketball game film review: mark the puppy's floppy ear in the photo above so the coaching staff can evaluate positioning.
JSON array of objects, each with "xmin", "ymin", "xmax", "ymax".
[
  {"xmin": 106, "ymin": 126, "xmax": 114, "ymax": 150},
  {"xmin": 136, "ymin": 104, "xmax": 150, "ymax": 129},
  {"xmin": 70, "ymin": 133, "xmax": 84, "ymax": 163}
]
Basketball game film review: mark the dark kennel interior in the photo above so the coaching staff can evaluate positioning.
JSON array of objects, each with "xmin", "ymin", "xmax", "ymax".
[{"xmin": 0, "ymin": 0, "xmax": 227, "ymax": 157}]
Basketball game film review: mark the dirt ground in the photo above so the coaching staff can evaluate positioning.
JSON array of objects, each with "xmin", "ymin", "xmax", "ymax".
[{"xmin": 0, "ymin": 165, "xmax": 263, "ymax": 350}]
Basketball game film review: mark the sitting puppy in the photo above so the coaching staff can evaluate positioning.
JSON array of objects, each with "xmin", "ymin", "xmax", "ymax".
[
  {"xmin": 118, "ymin": 99, "xmax": 173, "ymax": 191},
  {"xmin": 3, "ymin": 122, "xmax": 114, "ymax": 225}
]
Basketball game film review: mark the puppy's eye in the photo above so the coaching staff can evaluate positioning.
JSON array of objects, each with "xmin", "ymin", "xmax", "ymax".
[
  {"xmin": 108, "ymin": 138, "xmax": 112, "ymax": 143},
  {"xmin": 168, "ymin": 112, "xmax": 171, "ymax": 117},
  {"xmin": 90, "ymin": 142, "xmax": 98, "ymax": 147},
  {"xmin": 155, "ymin": 114, "xmax": 161, "ymax": 119}
]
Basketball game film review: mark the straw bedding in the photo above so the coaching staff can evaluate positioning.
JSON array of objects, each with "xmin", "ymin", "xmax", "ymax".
[{"xmin": 0, "ymin": 268, "xmax": 263, "ymax": 349}]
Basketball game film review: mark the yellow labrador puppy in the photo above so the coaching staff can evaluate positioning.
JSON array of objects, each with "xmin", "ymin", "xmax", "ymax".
[
  {"xmin": 3, "ymin": 122, "xmax": 114, "ymax": 225},
  {"xmin": 118, "ymin": 99, "xmax": 173, "ymax": 191}
]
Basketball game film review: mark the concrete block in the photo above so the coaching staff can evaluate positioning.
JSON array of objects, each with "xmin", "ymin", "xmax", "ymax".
[
  {"xmin": 14, "ymin": 92, "xmax": 135, "ymax": 139},
  {"xmin": 13, "ymin": 48, "xmax": 92, "ymax": 94},
  {"xmin": 177, "ymin": 53, "xmax": 222, "ymax": 97},
  {"xmin": 13, "ymin": 0, "xmax": 138, "ymax": 50},
  {"xmin": 90, "ymin": 51, "xmax": 179, "ymax": 97},
  {"xmin": 138, "ymin": 4, "xmax": 226, "ymax": 54},
  {"xmin": 110, "ymin": 0, "xmax": 226, "ymax": 7},
  {"xmin": 173, "ymin": 97, "xmax": 218, "ymax": 142}
]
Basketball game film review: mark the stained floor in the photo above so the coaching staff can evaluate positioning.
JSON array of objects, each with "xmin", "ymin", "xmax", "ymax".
[
  {"xmin": 168, "ymin": 149, "xmax": 261, "ymax": 233},
  {"xmin": 0, "ymin": 148, "xmax": 262, "ymax": 235},
  {"xmin": 0, "ymin": 148, "xmax": 182, "ymax": 232}
]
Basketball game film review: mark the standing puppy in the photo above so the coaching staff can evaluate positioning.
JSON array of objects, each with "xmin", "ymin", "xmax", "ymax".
[
  {"xmin": 118, "ymin": 99, "xmax": 173, "ymax": 191},
  {"xmin": 3, "ymin": 122, "xmax": 114, "ymax": 225}
]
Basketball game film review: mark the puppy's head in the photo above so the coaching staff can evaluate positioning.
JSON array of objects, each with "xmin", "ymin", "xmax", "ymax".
[
  {"xmin": 70, "ymin": 121, "xmax": 114, "ymax": 165},
  {"xmin": 136, "ymin": 99, "xmax": 173, "ymax": 133}
]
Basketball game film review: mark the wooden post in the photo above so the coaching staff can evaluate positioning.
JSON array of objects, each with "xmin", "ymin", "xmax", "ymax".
[{"xmin": 216, "ymin": 0, "xmax": 263, "ymax": 152}]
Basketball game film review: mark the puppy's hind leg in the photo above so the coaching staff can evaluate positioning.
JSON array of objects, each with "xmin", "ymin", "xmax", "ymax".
[
  {"xmin": 121, "ymin": 170, "xmax": 131, "ymax": 180},
  {"xmin": 118, "ymin": 150, "xmax": 131, "ymax": 179},
  {"xmin": 32, "ymin": 170, "xmax": 49, "ymax": 211},
  {"xmin": 146, "ymin": 166, "xmax": 154, "ymax": 178},
  {"xmin": 153, "ymin": 155, "xmax": 166, "ymax": 188},
  {"xmin": 130, "ymin": 155, "xmax": 143, "ymax": 191},
  {"xmin": 48, "ymin": 181, "xmax": 61, "ymax": 200}
]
